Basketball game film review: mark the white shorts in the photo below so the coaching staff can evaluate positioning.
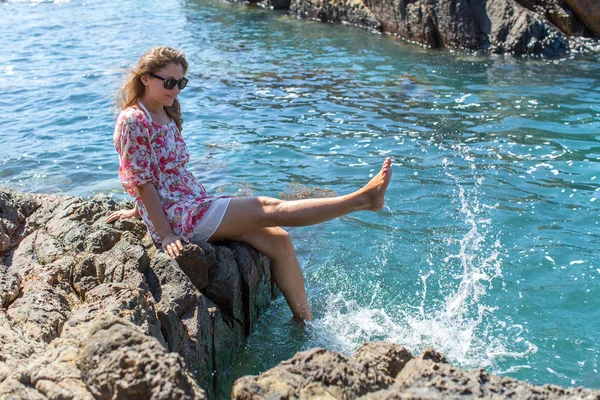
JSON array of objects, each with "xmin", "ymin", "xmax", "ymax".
[{"xmin": 191, "ymin": 198, "xmax": 231, "ymax": 244}]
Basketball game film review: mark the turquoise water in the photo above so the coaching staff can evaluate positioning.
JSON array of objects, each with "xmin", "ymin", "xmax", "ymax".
[{"xmin": 2, "ymin": 0, "xmax": 599, "ymax": 396}]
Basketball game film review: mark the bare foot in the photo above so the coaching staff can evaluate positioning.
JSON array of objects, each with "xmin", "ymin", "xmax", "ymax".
[{"xmin": 360, "ymin": 157, "xmax": 392, "ymax": 211}]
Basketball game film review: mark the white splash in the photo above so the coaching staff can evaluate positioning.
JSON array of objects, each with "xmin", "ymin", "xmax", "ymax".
[{"xmin": 307, "ymin": 145, "xmax": 536, "ymax": 373}]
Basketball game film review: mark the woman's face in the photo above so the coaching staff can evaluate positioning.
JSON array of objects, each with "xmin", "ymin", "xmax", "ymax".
[{"xmin": 141, "ymin": 62, "xmax": 185, "ymax": 108}]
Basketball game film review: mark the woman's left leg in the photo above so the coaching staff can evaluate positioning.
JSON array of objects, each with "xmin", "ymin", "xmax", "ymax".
[{"xmin": 222, "ymin": 226, "xmax": 313, "ymax": 322}]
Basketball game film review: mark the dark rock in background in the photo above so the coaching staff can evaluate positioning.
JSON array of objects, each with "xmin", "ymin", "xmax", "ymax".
[
  {"xmin": 0, "ymin": 186, "xmax": 274, "ymax": 399},
  {"xmin": 243, "ymin": 0, "xmax": 600, "ymax": 55}
]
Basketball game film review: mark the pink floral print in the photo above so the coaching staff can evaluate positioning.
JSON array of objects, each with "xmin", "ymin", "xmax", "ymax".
[{"xmin": 113, "ymin": 106, "xmax": 218, "ymax": 243}]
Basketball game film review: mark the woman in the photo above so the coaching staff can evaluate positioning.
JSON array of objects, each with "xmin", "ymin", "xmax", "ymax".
[{"xmin": 107, "ymin": 46, "xmax": 392, "ymax": 322}]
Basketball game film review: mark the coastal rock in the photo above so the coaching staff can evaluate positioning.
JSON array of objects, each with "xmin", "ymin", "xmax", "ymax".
[
  {"xmin": 217, "ymin": 0, "xmax": 600, "ymax": 55},
  {"xmin": 0, "ymin": 186, "xmax": 274, "ymax": 399},
  {"xmin": 289, "ymin": 0, "xmax": 573, "ymax": 55},
  {"xmin": 232, "ymin": 341, "xmax": 600, "ymax": 399}
]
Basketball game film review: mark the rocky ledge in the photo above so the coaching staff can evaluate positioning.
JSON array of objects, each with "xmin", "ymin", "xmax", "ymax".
[
  {"xmin": 0, "ymin": 186, "xmax": 274, "ymax": 399},
  {"xmin": 232, "ymin": 342, "xmax": 600, "ymax": 399},
  {"xmin": 244, "ymin": 0, "xmax": 599, "ymax": 56}
]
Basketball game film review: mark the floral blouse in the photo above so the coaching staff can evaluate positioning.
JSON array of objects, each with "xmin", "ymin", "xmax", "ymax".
[{"xmin": 113, "ymin": 105, "xmax": 217, "ymax": 243}]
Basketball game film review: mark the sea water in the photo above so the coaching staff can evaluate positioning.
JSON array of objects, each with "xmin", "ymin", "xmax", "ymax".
[{"xmin": 1, "ymin": 0, "xmax": 599, "ymax": 397}]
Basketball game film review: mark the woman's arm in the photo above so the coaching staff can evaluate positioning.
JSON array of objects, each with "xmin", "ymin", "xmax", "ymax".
[
  {"xmin": 137, "ymin": 182, "xmax": 184, "ymax": 258},
  {"xmin": 137, "ymin": 183, "xmax": 172, "ymax": 239}
]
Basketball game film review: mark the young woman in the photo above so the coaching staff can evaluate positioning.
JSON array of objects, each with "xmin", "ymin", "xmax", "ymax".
[{"xmin": 107, "ymin": 46, "xmax": 392, "ymax": 322}]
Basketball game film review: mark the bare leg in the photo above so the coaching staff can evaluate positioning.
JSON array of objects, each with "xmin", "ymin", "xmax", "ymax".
[
  {"xmin": 225, "ymin": 227, "xmax": 312, "ymax": 321},
  {"xmin": 209, "ymin": 157, "xmax": 392, "ymax": 241}
]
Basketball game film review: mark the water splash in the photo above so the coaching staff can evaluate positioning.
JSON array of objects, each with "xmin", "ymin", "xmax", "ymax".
[{"xmin": 307, "ymin": 145, "xmax": 537, "ymax": 372}]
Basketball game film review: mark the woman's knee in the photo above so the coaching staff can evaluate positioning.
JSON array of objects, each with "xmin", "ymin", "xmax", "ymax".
[{"xmin": 263, "ymin": 227, "xmax": 294, "ymax": 257}]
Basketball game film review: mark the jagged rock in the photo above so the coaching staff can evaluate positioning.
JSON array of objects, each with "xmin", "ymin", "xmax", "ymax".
[
  {"xmin": 351, "ymin": 341, "xmax": 413, "ymax": 379},
  {"xmin": 232, "ymin": 342, "xmax": 600, "ymax": 399},
  {"xmin": 232, "ymin": 347, "xmax": 397, "ymax": 398},
  {"xmin": 146, "ymin": 251, "xmax": 213, "ymax": 392},
  {"xmin": 0, "ymin": 186, "xmax": 275, "ymax": 399}
]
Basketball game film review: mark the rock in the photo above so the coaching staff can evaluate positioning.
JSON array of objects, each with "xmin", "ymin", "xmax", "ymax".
[
  {"xmin": 232, "ymin": 342, "xmax": 600, "ymax": 399},
  {"xmin": 223, "ymin": 0, "xmax": 600, "ymax": 55},
  {"xmin": 176, "ymin": 243, "xmax": 214, "ymax": 291},
  {"xmin": 289, "ymin": 0, "xmax": 574, "ymax": 55},
  {"xmin": 232, "ymin": 347, "xmax": 396, "ymax": 398},
  {"xmin": 77, "ymin": 315, "xmax": 204, "ymax": 400},
  {"xmin": 228, "ymin": 241, "xmax": 273, "ymax": 335},
  {"xmin": 564, "ymin": 0, "xmax": 600, "ymax": 36},
  {"xmin": 0, "ymin": 186, "xmax": 40, "ymax": 253},
  {"xmin": 207, "ymin": 298, "xmax": 244, "ymax": 387},
  {"xmin": 204, "ymin": 245, "xmax": 245, "ymax": 325},
  {"xmin": 351, "ymin": 341, "xmax": 413, "ymax": 378},
  {"xmin": 0, "ymin": 264, "xmax": 20, "ymax": 308},
  {"xmin": 146, "ymin": 252, "xmax": 214, "ymax": 393},
  {"xmin": 291, "ymin": 0, "xmax": 381, "ymax": 31},
  {"xmin": 0, "ymin": 185, "xmax": 275, "ymax": 399},
  {"xmin": 513, "ymin": 0, "xmax": 590, "ymax": 36}
]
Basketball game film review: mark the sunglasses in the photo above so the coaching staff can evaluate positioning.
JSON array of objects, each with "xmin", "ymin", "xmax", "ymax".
[{"xmin": 147, "ymin": 72, "xmax": 189, "ymax": 90}]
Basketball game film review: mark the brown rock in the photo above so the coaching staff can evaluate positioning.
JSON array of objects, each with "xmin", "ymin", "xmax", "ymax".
[
  {"xmin": 77, "ymin": 315, "xmax": 205, "ymax": 400},
  {"xmin": 0, "ymin": 186, "xmax": 275, "ymax": 398},
  {"xmin": 233, "ymin": 343, "xmax": 600, "ymax": 399},
  {"xmin": 564, "ymin": 0, "xmax": 600, "ymax": 36},
  {"xmin": 351, "ymin": 341, "xmax": 414, "ymax": 378},
  {"xmin": 232, "ymin": 347, "xmax": 396, "ymax": 398}
]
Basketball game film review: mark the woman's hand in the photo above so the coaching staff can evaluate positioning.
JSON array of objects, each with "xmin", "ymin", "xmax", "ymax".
[
  {"xmin": 162, "ymin": 233, "xmax": 186, "ymax": 258},
  {"xmin": 105, "ymin": 207, "xmax": 139, "ymax": 223}
]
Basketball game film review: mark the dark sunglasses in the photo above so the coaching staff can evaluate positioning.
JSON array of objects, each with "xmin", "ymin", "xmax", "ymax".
[{"xmin": 147, "ymin": 72, "xmax": 189, "ymax": 90}]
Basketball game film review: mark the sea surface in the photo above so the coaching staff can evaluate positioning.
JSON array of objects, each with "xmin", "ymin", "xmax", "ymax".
[{"xmin": 1, "ymin": 0, "xmax": 599, "ymax": 396}]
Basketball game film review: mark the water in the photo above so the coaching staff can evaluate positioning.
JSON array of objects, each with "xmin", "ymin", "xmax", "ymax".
[{"xmin": 2, "ymin": 0, "xmax": 599, "ymax": 396}]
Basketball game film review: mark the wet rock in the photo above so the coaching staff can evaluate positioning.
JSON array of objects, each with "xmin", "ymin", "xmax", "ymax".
[
  {"xmin": 291, "ymin": 0, "xmax": 381, "ymax": 31},
  {"xmin": 233, "ymin": 342, "xmax": 600, "ymax": 399},
  {"xmin": 247, "ymin": 0, "xmax": 600, "ymax": 55},
  {"xmin": 564, "ymin": 0, "xmax": 600, "ymax": 36},
  {"xmin": 207, "ymin": 298, "xmax": 244, "ymax": 386},
  {"xmin": 0, "ymin": 186, "xmax": 275, "ymax": 399}
]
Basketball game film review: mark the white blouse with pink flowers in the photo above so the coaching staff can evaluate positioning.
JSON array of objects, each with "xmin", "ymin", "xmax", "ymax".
[{"xmin": 113, "ymin": 105, "xmax": 222, "ymax": 243}]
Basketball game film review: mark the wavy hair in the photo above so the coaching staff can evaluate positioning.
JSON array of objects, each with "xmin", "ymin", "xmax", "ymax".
[{"xmin": 116, "ymin": 47, "xmax": 188, "ymax": 131}]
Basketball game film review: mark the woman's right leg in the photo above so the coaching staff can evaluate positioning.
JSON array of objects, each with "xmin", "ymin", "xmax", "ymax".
[
  {"xmin": 226, "ymin": 227, "xmax": 312, "ymax": 322},
  {"xmin": 209, "ymin": 157, "xmax": 392, "ymax": 241}
]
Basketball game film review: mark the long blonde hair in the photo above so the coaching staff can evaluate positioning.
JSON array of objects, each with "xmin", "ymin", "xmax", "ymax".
[{"xmin": 116, "ymin": 46, "xmax": 188, "ymax": 131}]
